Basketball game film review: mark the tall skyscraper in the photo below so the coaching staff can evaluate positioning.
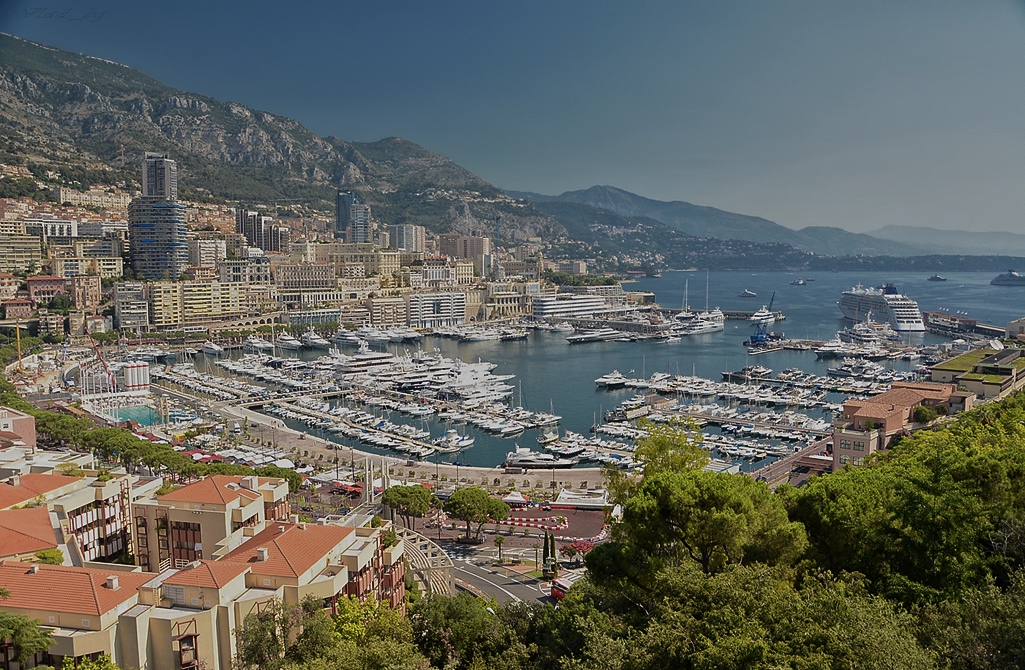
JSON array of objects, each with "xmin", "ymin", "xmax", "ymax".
[
  {"xmin": 336, "ymin": 191, "xmax": 356, "ymax": 239},
  {"xmin": 129, "ymin": 153, "xmax": 188, "ymax": 280},
  {"xmin": 350, "ymin": 202, "xmax": 372, "ymax": 244},
  {"xmin": 142, "ymin": 152, "xmax": 178, "ymax": 200}
]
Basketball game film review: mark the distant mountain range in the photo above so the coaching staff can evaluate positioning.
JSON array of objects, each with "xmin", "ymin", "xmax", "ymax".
[
  {"xmin": 507, "ymin": 185, "xmax": 926, "ymax": 256},
  {"xmin": 1, "ymin": 33, "xmax": 1022, "ymax": 270},
  {"xmin": 866, "ymin": 225, "xmax": 1025, "ymax": 258}
]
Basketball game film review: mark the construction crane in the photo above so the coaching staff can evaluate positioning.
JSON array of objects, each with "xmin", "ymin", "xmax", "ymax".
[
  {"xmin": 86, "ymin": 329, "xmax": 117, "ymax": 394},
  {"xmin": 14, "ymin": 318, "xmax": 23, "ymax": 373}
]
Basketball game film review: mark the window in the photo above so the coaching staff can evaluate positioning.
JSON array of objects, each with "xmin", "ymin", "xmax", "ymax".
[
  {"xmin": 853, "ymin": 441, "xmax": 865, "ymax": 451},
  {"xmin": 839, "ymin": 439, "xmax": 851, "ymax": 450},
  {"xmin": 839, "ymin": 454, "xmax": 850, "ymax": 465}
]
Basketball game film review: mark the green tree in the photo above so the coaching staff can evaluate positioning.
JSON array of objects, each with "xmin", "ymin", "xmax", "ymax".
[
  {"xmin": 495, "ymin": 534, "xmax": 505, "ymax": 563},
  {"xmin": 0, "ymin": 610, "xmax": 53, "ymax": 666},
  {"xmin": 410, "ymin": 592, "xmax": 529, "ymax": 670},
  {"xmin": 614, "ymin": 565, "xmax": 934, "ymax": 670},
  {"xmin": 917, "ymin": 570, "xmax": 1025, "ymax": 670},
  {"xmin": 589, "ymin": 470, "xmax": 807, "ymax": 588},
  {"xmin": 234, "ymin": 596, "xmax": 338, "ymax": 670},
  {"xmin": 605, "ymin": 417, "xmax": 707, "ymax": 504},
  {"xmin": 382, "ymin": 484, "xmax": 435, "ymax": 530},
  {"xmin": 444, "ymin": 486, "xmax": 510, "ymax": 541},
  {"xmin": 61, "ymin": 655, "xmax": 120, "ymax": 670}
]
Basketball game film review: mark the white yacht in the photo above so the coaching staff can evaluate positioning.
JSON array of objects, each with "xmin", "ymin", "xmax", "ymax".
[
  {"xmin": 749, "ymin": 306, "xmax": 775, "ymax": 325},
  {"xmin": 566, "ymin": 327, "xmax": 623, "ymax": 344},
  {"xmin": 331, "ymin": 329, "xmax": 364, "ymax": 346},
  {"xmin": 276, "ymin": 334, "xmax": 303, "ymax": 350},
  {"xmin": 504, "ymin": 446, "xmax": 578, "ymax": 469},
  {"xmin": 434, "ymin": 429, "xmax": 475, "ymax": 452},
  {"xmin": 243, "ymin": 335, "xmax": 274, "ymax": 352},
  {"xmin": 683, "ymin": 311, "xmax": 725, "ymax": 335},
  {"xmin": 838, "ymin": 283, "xmax": 925, "ymax": 332},
  {"xmin": 201, "ymin": 341, "xmax": 224, "ymax": 355},
  {"xmin": 595, "ymin": 370, "xmax": 629, "ymax": 388},
  {"xmin": 300, "ymin": 327, "xmax": 331, "ymax": 349}
]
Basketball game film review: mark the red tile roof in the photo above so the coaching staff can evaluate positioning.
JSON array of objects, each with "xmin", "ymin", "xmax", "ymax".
[
  {"xmin": 0, "ymin": 507, "xmax": 58, "ymax": 557},
  {"xmin": 162, "ymin": 560, "xmax": 250, "ymax": 589},
  {"xmin": 0, "ymin": 561, "xmax": 155, "ymax": 616},
  {"xmin": 157, "ymin": 475, "xmax": 263, "ymax": 506},
  {"xmin": 0, "ymin": 473, "xmax": 83, "ymax": 510},
  {"xmin": 219, "ymin": 522, "xmax": 354, "ymax": 578}
]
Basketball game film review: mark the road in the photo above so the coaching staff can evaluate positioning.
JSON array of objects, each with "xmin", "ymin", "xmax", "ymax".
[{"xmin": 445, "ymin": 543, "xmax": 550, "ymax": 603}]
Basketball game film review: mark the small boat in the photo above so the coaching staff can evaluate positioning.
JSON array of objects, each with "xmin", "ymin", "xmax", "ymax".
[
  {"xmin": 739, "ymin": 289, "xmax": 757, "ymax": 297},
  {"xmin": 537, "ymin": 429, "xmax": 560, "ymax": 445},
  {"xmin": 927, "ymin": 274, "xmax": 947, "ymax": 282},
  {"xmin": 789, "ymin": 278, "xmax": 806, "ymax": 286}
]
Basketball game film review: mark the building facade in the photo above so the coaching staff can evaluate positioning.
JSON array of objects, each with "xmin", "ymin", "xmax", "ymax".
[
  {"xmin": 26, "ymin": 276, "xmax": 66, "ymax": 304},
  {"xmin": 142, "ymin": 152, "xmax": 177, "ymax": 199},
  {"xmin": 187, "ymin": 237, "xmax": 228, "ymax": 268},
  {"xmin": 0, "ymin": 235, "xmax": 43, "ymax": 273},
  {"xmin": 128, "ymin": 198, "xmax": 189, "ymax": 280},
  {"xmin": 68, "ymin": 275, "xmax": 102, "ymax": 310},
  {"xmin": 349, "ymin": 202, "xmax": 372, "ymax": 243},
  {"xmin": 407, "ymin": 292, "xmax": 467, "ymax": 328}
]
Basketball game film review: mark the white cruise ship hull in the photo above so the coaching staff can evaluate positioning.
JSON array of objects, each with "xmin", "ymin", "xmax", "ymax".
[{"xmin": 838, "ymin": 284, "xmax": 925, "ymax": 332}]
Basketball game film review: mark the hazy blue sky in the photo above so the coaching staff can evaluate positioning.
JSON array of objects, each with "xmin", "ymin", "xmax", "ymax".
[{"xmin": 3, "ymin": 0, "xmax": 1024, "ymax": 234}]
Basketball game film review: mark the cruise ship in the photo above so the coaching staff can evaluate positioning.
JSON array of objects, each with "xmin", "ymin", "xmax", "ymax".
[
  {"xmin": 838, "ymin": 283, "xmax": 925, "ymax": 332},
  {"xmin": 991, "ymin": 270, "xmax": 1025, "ymax": 286}
]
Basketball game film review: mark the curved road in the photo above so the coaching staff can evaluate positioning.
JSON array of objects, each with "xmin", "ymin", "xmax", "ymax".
[{"xmin": 452, "ymin": 558, "xmax": 548, "ymax": 604}]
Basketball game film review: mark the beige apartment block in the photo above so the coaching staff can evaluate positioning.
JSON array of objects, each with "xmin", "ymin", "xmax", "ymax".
[{"xmin": 132, "ymin": 475, "xmax": 290, "ymax": 572}]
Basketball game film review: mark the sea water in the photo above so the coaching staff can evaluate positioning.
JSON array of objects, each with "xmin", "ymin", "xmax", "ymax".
[{"xmin": 203, "ymin": 271, "xmax": 1024, "ymax": 469}]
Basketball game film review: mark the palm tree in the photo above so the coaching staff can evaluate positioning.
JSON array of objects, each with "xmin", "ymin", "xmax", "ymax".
[{"xmin": 494, "ymin": 534, "xmax": 505, "ymax": 564}]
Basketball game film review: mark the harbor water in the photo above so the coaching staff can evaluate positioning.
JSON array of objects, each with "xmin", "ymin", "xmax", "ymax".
[{"xmin": 195, "ymin": 271, "xmax": 1022, "ymax": 471}]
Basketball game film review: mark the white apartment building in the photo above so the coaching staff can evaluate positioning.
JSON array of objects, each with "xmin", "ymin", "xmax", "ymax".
[
  {"xmin": 531, "ymin": 293, "xmax": 610, "ymax": 320},
  {"xmin": 407, "ymin": 292, "xmax": 466, "ymax": 328}
]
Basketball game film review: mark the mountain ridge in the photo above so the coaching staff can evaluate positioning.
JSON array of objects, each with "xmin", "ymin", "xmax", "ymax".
[{"xmin": 507, "ymin": 185, "xmax": 927, "ymax": 256}]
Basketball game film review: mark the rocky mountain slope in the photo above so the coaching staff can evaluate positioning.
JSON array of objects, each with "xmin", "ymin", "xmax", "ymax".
[{"xmin": 0, "ymin": 33, "xmax": 559, "ymax": 242}]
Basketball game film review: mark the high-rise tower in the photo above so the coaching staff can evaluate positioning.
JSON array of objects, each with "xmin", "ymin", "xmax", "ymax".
[
  {"xmin": 129, "ymin": 153, "xmax": 188, "ymax": 280},
  {"xmin": 142, "ymin": 152, "xmax": 178, "ymax": 200},
  {"xmin": 336, "ymin": 190, "xmax": 356, "ymax": 239}
]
